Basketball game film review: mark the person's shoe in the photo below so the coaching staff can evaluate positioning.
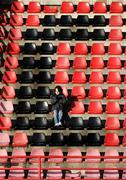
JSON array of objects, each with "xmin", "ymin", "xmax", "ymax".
[
  {"xmin": 58, "ymin": 122, "xmax": 62, "ymax": 126},
  {"xmin": 55, "ymin": 123, "xmax": 59, "ymax": 127}
]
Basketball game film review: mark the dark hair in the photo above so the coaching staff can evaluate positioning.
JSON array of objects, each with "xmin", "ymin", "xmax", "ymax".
[{"xmin": 54, "ymin": 86, "xmax": 63, "ymax": 94}]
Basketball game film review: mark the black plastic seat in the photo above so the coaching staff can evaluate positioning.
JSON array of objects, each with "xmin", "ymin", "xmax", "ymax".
[
  {"xmin": 69, "ymin": 117, "xmax": 84, "ymax": 130},
  {"xmin": 75, "ymin": 29, "xmax": 89, "ymax": 40},
  {"xmin": 15, "ymin": 117, "xmax": 30, "ymax": 130},
  {"xmin": 20, "ymin": 71, "xmax": 34, "ymax": 83},
  {"xmin": 88, "ymin": 117, "xmax": 102, "ymax": 130},
  {"xmin": 34, "ymin": 101, "xmax": 49, "ymax": 114},
  {"xmin": 23, "ymin": 43, "xmax": 37, "ymax": 54},
  {"xmin": 50, "ymin": 133, "xmax": 65, "ymax": 146},
  {"xmin": 31, "ymin": 133, "xmax": 46, "ymax": 146},
  {"xmin": 18, "ymin": 86, "xmax": 33, "ymax": 99},
  {"xmin": 93, "ymin": 15, "xmax": 106, "ymax": 26},
  {"xmin": 68, "ymin": 133, "xmax": 83, "ymax": 146},
  {"xmin": 92, "ymin": 29, "xmax": 106, "ymax": 40},
  {"xmin": 33, "ymin": 117, "xmax": 48, "ymax": 129},
  {"xmin": 86, "ymin": 133, "xmax": 101, "ymax": 146},
  {"xmin": 39, "ymin": 57, "xmax": 53, "ymax": 69},
  {"xmin": 60, "ymin": 15, "xmax": 73, "ymax": 26},
  {"xmin": 21, "ymin": 57, "xmax": 35, "ymax": 69},
  {"xmin": 42, "ymin": 28, "xmax": 55, "ymax": 40},
  {"xmin": 25, "ymin": 29, "xmax": 38, "ymax": 40},
  {"xmin": 37, "ymin": 71, "xmax": 51, "ymax": 83},
  {"xmin": 43, "ymin": 15, "xmax": 56, "ymax": 26},
  {"xmin": 41, "ymin": 43, "xmax": 54, "ymax": 54},
  {"xmin": 36, "ymin": 86, "xmax": 50, "ymax": 98},
  {"xmin": 17, "ymin": 101, "xmax": 32, "ymax": 114},
  {"xmin": 58, "ymin": 29, "xmax": 72, "ymax": 40},
  {"xmin": 76, "ymin": 15, "xmax": 90, "ymax": 26}
]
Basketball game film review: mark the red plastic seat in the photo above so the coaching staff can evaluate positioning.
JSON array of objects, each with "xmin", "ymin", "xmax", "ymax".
[
  {"xmin": 85, "ymin": 170, "xmax": 100, "ymax": 179},
  {"xmin": 104, "ymin": 133, "xmax": 120, "ymax": 146},
  {"xmin": 46, "ymin": 166, "xmax": 62, "ymax": 179},
  {"xmin": 6, "ymin": 42, "xmax": 20, "ymax": 55},
  {"xmin": 72, "ymin": 71, "xmax": 86, "ymax": 84},
  {"xmin": 88, "ymin": 102, "xmax": 103, "ymax": 114},
  {"xmin": 0, "ymin": 27, "xmax": 5, "ymax": 40},
  {"xmin": 1, "ymin": 86, "xmax": 15, "ymax": 99},
  {"xmin": 28, "ymin": 2, "xmax": 41, "ymax": 13},
  {"xmin": 107, "ymin": 57, "xmax": 121, "ymax": 69},
  {"xmin": 11, "ymin": 1, "xmax": 25, "ymax": 13},
  {"xmin": 62, "ymin": 86, "xmax": 68, "ymax": 97},
  {"xmin": 44, "ymin": 6, "xmax": 58, "ymax": 13},
  {"xmin": 106, "ymin": 102, "xmax": 121, "ymax": 114},
  {"xmin": 8, "ymin": 28, "xmax": 22, "ymax": 40},
  {"xmin": 88, "ymin": 86, "xmax": 103, "ymax": 99},
  {"xmin": 106, "ymin": 86, "xmax": 121, "ymax": 99},
  {"xmin": 85, "ymin": 148, "xmax": 100, "ymax": 163},
  {"xmin": 124, "ymin": 89, "xmax": 126, "ymax": 99},
  {"xmin": 122, "ymin": 134, "xmax": 126, "ymax": 146},
  {"xmin": 109, "ymin": 15, "xmax": 123, "ymax": 26},
  {"xmin": 104, "ymin": 149, "xmax": 119, "ymax": 163},
  {"xmin": 0, "ymin": 133, "xmax": 10, "ymax": 146},
  {"xmin": 0, "ymin": 149, "xmax": 8, "ymax": 163},
  {"xmin": 71, "ymin": 86, "xmax": 86, "ymax": 99},
  {"xmin": 2, "ymin": 71, "xmax": 17, "ymax": 84},
  {"xmin": 109, "ymin": 29, "xmax": 123, "ymax": 41},
  {"xmin": 54, "ymin": 71, "xmax": 69, "ymax": 84},
  {"xmin": 74, "ymin": 43, "xmax": 88, "ymax": 55},
  {"xmin": 108, "ymin": 43, "xmax": 122, "ymax": 55},
  {"xmin": 10, "ymin": 14, "xmax": 23, "ymax": 26},
  {"xmin": 55, "ymin": 57, "xmax": 70, "ymax": 69},
  {"xmin": 12, "ymin": 131, "xmax": 28, "ymax": 147},
  {"xmin": 103, "ymin": 168, "xmax": 119, "ymax": 179},
  {"xmin": 9, "ymin": 166, "xmax": 24, "ymax": 179},
  {"xmin": 0, "ymin": 43, "xmax": 3, "ymax": 54},
  {"xmin": 48, "ymin": 148, "xmax": 63, "ymax": 163},
  {"xmin": 26, "ymin": 15, "xmax": 40, "ymax": 26},
  {"xmin": 0, "ymin": 101, "xmax": 14, "ymax": 114},
  {"xmin": 123, "ymin": 75, "xmax": 126, "ymax": 84},
  {"xmin": 30, "ymin": 147, "xmax": 44, "ymax": 163},
  {"xmin": 93, "ymin": 2, "xmax": 107, "ymax": 13},
  {"xmin": 105, "ymin": 117, "xmax": 120, "ymax": 130},
  {"xmin": 123, "ymin": 103, "xmax": 126, "ymax": 114},
  {"xmin": 73, "ymin": 57, "xmax": 87, "ymax": 69},
  {"xmin": 5, "ymin": 56, "xmax": 19, "ymax": 69},
  {"xmin": 90, "ymin": 57, "xmax": 104, "ymax": 69},
  {"xmin": 0, "ymin": 15, "xmax": 7, "ymax": 26},
  {"xmin": 123, "ymin": 119, "xmax": 126, "ymax": 129},
  {"xmin": 110, "ymin": 2, "xmax": 123, "ymax": 13},
  {"xmin": 69, "ymin": 101, "xmax": 85, "ymax": 114},
  {"xmin": 77, "ymin": 2, "xmax": 90, "ymax": 13},
  {"xmin": 107, "ymin": 71, "xmax": 121, "ymax": 84},
  {"xmin": 91, "ymin": 43, "xmax": 105, "ymax": 55},
  {"xmin": 57, "ymin": 43, "xmax": 71, "ymax": 55},
  {"xmin": 61, "ymin": 2, "xmax": 74, "ymax": 13},
  {"xmin": 27, "ymin": 165, "xmax": 43, "ymax": 179},
  {"xmin": 67, "ymin": 148, "xmax": 82, "ymax": 163},
  {"xmin": 11, "ymin": 148, "xmax": 26, "ymax": 163},
  {"xmin": 0, "ymin": 116, "xmax": 12, "ymax": 130},
  {"xmin": 89, "ymin": 71, "xmax": 104, "ymax": 84}
]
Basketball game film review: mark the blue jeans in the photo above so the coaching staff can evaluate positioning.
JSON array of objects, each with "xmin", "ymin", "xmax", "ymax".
[{"xmin": 53, "ymin": 110, "xmax": 63, "ymax": 125}]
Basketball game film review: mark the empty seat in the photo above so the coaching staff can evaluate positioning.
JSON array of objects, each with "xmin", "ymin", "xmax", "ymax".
[
  {"xmin": 23, "ymin": 43, "xmax": 37, "ymax": 54},
  {"xmin": 37, "ymin": 71, "xmax": 51, "ymax": 83},
  {"xmin": 17, "ymin": 101, "xmax": 31, "ymax": 114},
  {"xmin": 6, "ymin": 42, "xmax": 20, "ymax": 55},
  {"xmin": 34, "ymin": 101, "xmax": 49, "ymax": 114},
  {"xmin": 62, "ymin": 86, "xmax": 68, "ymax": 97},
  {"xmin": 88, "ymin": 102, "xmax": 103, "ymax": 114},
  {"xmin": 12, "ymin": 131, "xmax": 28, "ymax": 147},
  {"xmin": 30, "ymin": 147, "xmax": 44, "ymax": 163},
  {"xmin": 25, "ymin": 29, "xmax": 38, "ymax": 40},
  {"xmin": 123, "ymin": 118, "xmax": 126, "ymax": 129},
  {"xmin": 8, "ymin": 28, "xmax": 22, "ymax": 40},
  {"xmin": 106, "ymin": 102, "xmax": 121, "ymax": 114},
  {"xmin": 107, "ymin": 57, "xmax": 121, "ymax": 69},
  {"xmin": 54, "ymin": 71, "xmax": 69, "ymax": 84},
  {"xmin": 1, "ymin": 86, "xmax": 15, "ymax": 99},
  {"xmin": 9, "ymin": 166, "xmax": 24, "ymax": 179},
  {"xmin": 0, "ymin": 133, "xmax": 10, "ymax": 146},
  {"xmin": 0, "ymin": 149, "xmax": 8, "ymax": 163},
  {"xmin": 43, "ymin": 28, "xmax": 55, "ymax": 40},
  {"xmin": 86, "ymin": 133, "xmax": 101, "ymax": 146},
  {"xmin": 67, "ymin": 148, "xmax": 82, "ymax": 163},
  {"xmin": 103, "ymin": 169, "xmax": 119, "ymax": 179},
  {"xmin": 106, "ymin": 86, "xmax": 121, "ymax": 99},
  {"xmin": 75, "ymin": 29, "xmax": 89, "ymax": 40},
  {"xmin": 22, "ymin": 57, "xmax": 35, "ymax": 69},
  {"xmin": 59, "ymin": 29, "xmax": 72, "ymax": 40},
  {"xmin": 68, "ymin": 133, "xmax": 83, "ymax": 146},
  {"xmin": 85, "ymin": 170, "xmax": 100, "ymax": 179},
  {"xmin": 33, "ymin": 117, "xmax": 48, "ymax": 130},
  {"xmin": 27, "ymin": 164, "xmax": 43, "ymax": 179},
  {"xmin": 122, "ymin": 170, "xmax": 126, "ymax": 179},
  {"xmin": 10, "ymin": 14, "xmax": 23, "ymax": 26},
  {"xmin": 88, "ymin": 117, "xmax": 102, "ymax": 130},
  {"xmin": 108, "ymin": 43, "xmax": 122, "ymax": 55},
  {"xmin": 92, "ymin": 29, "xmax": 106, "ymax": 40},
  {"xmin": 90, "ymin": 57, "xmax": 104, "ymax": 69},
  {"xmin": 18, "ymin": 86, "xmax": 33, "ymax": 99},
  {"xmin": 107, "ymin": 71, "xmax": 121, "ymax": 84},
  {"xmin": 61, "ymin": 2, "xmax": 74, "ymax": 13},
  {"xmin": 69, "ymin": 117, "xmax": 84, "ymax": 130},
  {"xmin": 43, "ymin": 15, "xmax": 56, "ymax": 26},
  {"xmin": 41, "ymin": 43, "xmax": 54, "ymax": 54},
  {"xmin": 0, "ymin": 116, "xmax": 12, "ymax": 130},
  {"xmin": 26, "ymin": 15, "xmax": 40, "ymax": 26},
  {"xmin": 74, "ymin": 43, "xmax": 88, "ymax": 55},
  {"xmin": 109, "ymin": 29, "xmax": 123, "ymax": 41},
  {"xmin": 5, "ymin": 56, "xmax": 19, "ymax": 69},
  {"xmin": 76, "ymin": 15, "xmax": 90, "ymax": 26},
  {"xmin": 89, "ymin": 71, "xmax": 104, "ymax": 84},
  {"xmin": 36, "ymin": 86, "xmax": 50, "ymax": 98},
  {"xmin": 110, "ymin": 2, "xmax": 123, "ymax": 13},
  {"xmin": 43, "ymin": 6, "xmax": 58, "ymax": 13},
  {"xmin": 104, "ymin": 149, "xmax": 119, "ymax": 163},
  {"xmin": 60, "ymin": 15, "xmax": 73, "ymax": 26},
  {"xmin": 20, "ymin": 71, "xmax": 34, "ymax": 83},
  {"xmin": 85, "ymin": 148, "xmax": 100, "ymax": 163},
  {"xmin": 31, "ymin": 133, "xmax": 46, "ymax": 146},
  {"xmin": 11, "ymin": 1, "xmax": 25, "ymax": 13},
  {"xmin": 46, "ymin": 166, "xmax": 62, "ymax": 179},
  {"xmin": 0, "ymin": 27, "xmax": 5, "ymax": 40},
  {"xmin": 88, "ymin": 86, "xmax": 103, "ymax": 99},
  {"xmin": 105, "ymin": 117, "xmax": 120, "ymax": 130},
  {"xmin": 50, "ymin": 133, "xmax": 65, "ymax": 146},
  {"xmin": 104, "ymin": 133, "xmax": 120, "ymax": 146},
  {"xmin": 123, "ymin": 134, "xmax": 126, "ymax": 146},
  {"xmin": 0, "ymin": 14, "xmax": 7, "ymax": 26},
  {"xmin": 93, "ymin": 2, "xmax": 107, "ymax": 13},
  {"xmin": 0, "ymin": 101, "xmax": 14, "ymax": 114},
  {"xmin": 11, "ymin": 148, "xmax": 26, "ymax": 163},
  {"xmin": 39, "ymin": 57, "xmax": 53, "ymax": 69},
  {"xmin": 72, "ymin": 72, "xmax": 86, "ymax": 84},
  {"xmin": 2, "ymin": 71, "xmax": 17, "ymax": 84},
  {"xmin": 27, "ymin": 2, "xmax": 41, "ymax": 13},
  {"xmin": 48, "ymin": 148, "xmax": 63, "ymax": 163},
  {"xmin": 71, "ymin": 86, "xmax": 86, "ymax": 99},
  {"xmin": 109, "ymin": 15, "xmax": 123, "ymax": 26},
  {"xmin": 69, "ymin": 101, "xmax": 85, "ymax": 114},
  {"xmin": 123, "ymin": 103, "xmax": 126, "ymax": 114},
  {"xmin": 93, "ymin": 15, "xmax": 106, "ymax": 26},
  {"xmin": 77, "ymin": 2, "xmax": 90, "ymax": 13},
  {"xmin": 55, "ymin": 57, "xmax": 70, "ymax": 69},
  {"xmin": 91, "ymin": 43, "xmax": 105, "ymax": 55},
  {"xmin": 15, "ymin": 117, "xmax": 30, "ymax": 130},
  {"xmin": 57, "ymin": 43, "xmax": 71, "ymax": 55},
  {"xmin": 0, "ymin": 43, "xmax": 3, "ymax": 54}
]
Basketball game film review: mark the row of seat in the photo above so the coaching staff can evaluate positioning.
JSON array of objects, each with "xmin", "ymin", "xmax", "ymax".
[
  {"xmin": 0, "ymin": 132, "xmax": 126, "ymax": 146},
  {"xmin": 11, "ymin": 1, "xmax": 125, "ymax": 13},
  {"xmin": 1, "ymin": 28, "xmax": 126, "ymax": 41}
]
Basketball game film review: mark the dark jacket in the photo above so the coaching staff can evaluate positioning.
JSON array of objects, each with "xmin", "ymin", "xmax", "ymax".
[{"xmin": 50, "ymin": 93, "xmax": 66, "ymax": 111}]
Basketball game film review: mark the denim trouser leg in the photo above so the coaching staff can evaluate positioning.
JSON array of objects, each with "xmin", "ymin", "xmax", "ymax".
[
  {"xmin": 58, "ymin": 110, "xmax": 63, "ymax": 123},
  {"xmin": 53, "ymin": 110, "xmax": 58, "ymax": 125}
]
